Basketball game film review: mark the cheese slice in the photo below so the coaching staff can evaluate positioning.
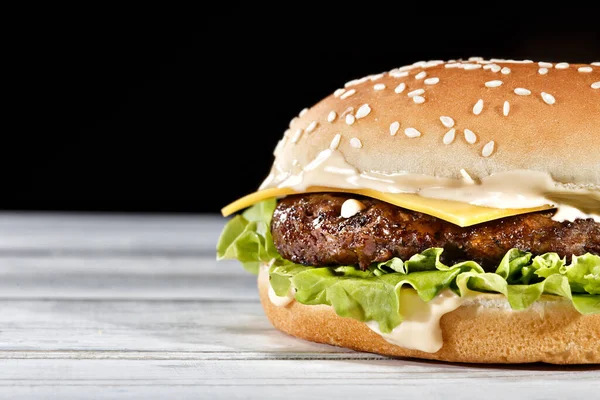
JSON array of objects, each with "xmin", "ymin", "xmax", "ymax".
[{"xmin": 221, "ymin": 186, "xmax": 553, "ymax": 227}]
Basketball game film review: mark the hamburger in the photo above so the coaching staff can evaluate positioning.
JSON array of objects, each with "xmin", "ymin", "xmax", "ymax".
[{"xmin": 217, "ymin": 57, "xmax": 600, "ymax": 364}]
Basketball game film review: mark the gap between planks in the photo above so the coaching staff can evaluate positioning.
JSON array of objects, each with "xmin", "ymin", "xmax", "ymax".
[{"xmin": 0, "ymin": 350, "xmax": 387, "ymax": 361}]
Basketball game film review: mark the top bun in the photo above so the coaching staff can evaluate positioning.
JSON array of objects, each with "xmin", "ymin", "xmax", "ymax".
[{"xmin": 269, "ymin": 58, "xmax": 600, "ymax": 190}]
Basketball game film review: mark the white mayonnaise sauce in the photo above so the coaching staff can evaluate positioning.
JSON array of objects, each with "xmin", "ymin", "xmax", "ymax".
[
  {"xmin": 366, "ymin": 288, "xmax": 463, "ymax": 353},
  {"xmin": 551, "ymin": 204, "xmax": 600, "ymax": 223},
  {"xmin": 340, "ymin": 198, "xmax": 366, "ymax": 218},
  {"xmin": 260, "ymin": 265, "xmax": 295, "ymax": 307},
  {"xmin": 259, "ymin": 148, "xmax": 600, "ymax": 220},
  {"xmin": 268, "ymin": 285, "xmax": 295, "ymax": 307}
]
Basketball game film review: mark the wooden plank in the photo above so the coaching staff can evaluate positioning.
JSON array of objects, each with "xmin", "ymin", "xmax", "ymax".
[
  {"xmin": 0, "ymin": 213, "xmax": 253, "ymax": 299},
  {"xmin": 0, "ymin": 359, "xmax": 597, "ymax": 400},
  {"xmin": 0, "ymin": 212, "xmax": 226, "ymax": 253},
  {"xmin": 0, "ymin": 256, "xmax": 254, "ymax": 300},
  {"xmin": 0, "ymin": 299, "xmax": 344, "ymax": 354}
]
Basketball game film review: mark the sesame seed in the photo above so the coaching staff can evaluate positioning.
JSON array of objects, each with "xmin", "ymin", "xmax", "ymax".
[
  {"xmin": 499, "ymin": 59, "xmax": 533, "ymax": 64},
  {"xmin": 394, "ymin": 83, "xmax": 406, "ymax": 94},
  {"xmin": 592, "ymin": 62, "xmax": 600, "ymax": 66},
  {"xmin": 514, "ymin": 88, "xmax": 531, "ymax": 96},
  {"xmin": 426, "ymin": 60, "xmax": 442, "ymax": 68},
  {"xmin": 491, "ymin": 65, "xmax": 501, "ymax": 73},
  {"xmin": 399, "ymin": 65, "xmax": 416, "ymax": 71},
  {"xmin": 501, "ymin": 67, "xmax": 511, "ymax": 75},
  {"xmin": 541, "ymin": 92, "xmax": 556, "ymax": 105},
  {"xmin": 469, "ymin": 56, "xmax": 483, "ymax": 61},
  {"xmin": 485, "ymin": 80, "xmax": 503, "ymax": 88},
  {"xmin": 424, "ymin": 77, "xmax": 440, "ymax": 85},
  {"xmin": 299, "ymin": 108, "xmax": 309, "ymax": 117},
  {"xmin": 356, "ymin": 104, "xmax": 371, "ymax": 119},
  {"xmin": 473, "ymin": 99, "xmax": 484, "ymax": 115},
  {"xmin": 390, "ymin": 121, "xmax": 400, "ymax": 136},
  {"xmin": 345, "ymin": 77, "xmax": 369, "ymax": 87},
  {"xmin": 503, "ymin": 101, "xmax": 510, "ymax": 116},
  {"xmin": 404, "ymin": 128, "xmax": 422, "ymax": 138},
  {"xmin": 464, "ymin": 129, "xmax": 477, "ymax": 144},
  {"xmin": 289, "ymin": 117, "xmax": 298, "ymax": 127},
  {"xmin": 374, "ymin": 83, "xmax": 386, "ymax": 91},
  {"xmin": 350, "ymin": 138, "xmax": 362, "ymax": 148},
  {"xmin": 460, "ymin": 169, "xmax": 475, "ymax": 183},
  {"xmin": 340, "ymin": 89, "xmax": 356, "ymax": 99},
  {"xmin": 306, "ymin": 121, "xmax": 318, "ymax": 133},
  {"xmin": 483, "ymin": 64, "xmax": 496, "ymax": 70},
  {"xmin": 369, "ymin": 73, "xmax": 385, "ymax": 81},
  {"xmin": 415, "ymin": 71, "xmax": 427, "ymax": 80},
  {"xmin": 333, "ymin": 88, "xmax": 346, "ymax": 97},
  {"xmin": 345, "ymin": 114, "xmax": 356, "ymax": 125},
  {"xmin": 330, "ymin": 134, "xmax": 341, "ymax": 150},
  {"xmin": 482, "ymin": 141, "xmax": 495, "ymax": 157},
  {"xmin": 445, "ymin": 63, "xmax": 462, "ymax": 68},
  {"xmin": 538, "ymin": 68, "xmax": 549, "ymax": 75},
  {"xmin": 341, "ymin": 107, "xmax": 354, "ymax": 117},
  {"xmin": 407, "ymin": 89, "xmax": 425, "ymax": 97},
  {"xmin": 390, "ymin": 70, "xmax": 409, "ymax": 78},
  {"xmin": 327, "ymin": 111, "xmax": 337, "ymax": 123},
  {"xmin": 440, "ymin": 116, "xmax": 455, "ymax": 128},
  {"xmin": 291, "ymin": 129, "xmax": 303, "ymax": 143},
  {"xmin": 463, "ymin": 64, "xmax": 483, "ymax": 70},
  {"xmin": 555, "ymin": 62, "xmax": 569, "ymax": 69},
  {"xmin": 443, "ymin": 128, "xmax": 456, "ymax": 145},
  {"xmin": 578, "ymin": 66, "xmax": 593, "ymax": 73},
  {"xmin": 592, "ymin": 82, "xmax": 600, "ymax": 89},
  {"xmin": 413, "ymin": 96, "xmax": 425, "ymax": 104},
  {"xmin": 538, "ymin": 61, "xmax": 553, "ymax": 68},
  {"xmin": 424, "ymin": 60, "xmax": 444, "ymax": 68}
]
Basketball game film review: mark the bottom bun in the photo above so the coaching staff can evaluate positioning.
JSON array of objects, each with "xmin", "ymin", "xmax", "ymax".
[{"xmin": 258, "ymin": 270, "xmax": 600, "ymax": 364}]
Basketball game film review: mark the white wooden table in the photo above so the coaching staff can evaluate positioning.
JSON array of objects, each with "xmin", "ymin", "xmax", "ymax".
[{"xmin": 0, "ymin": 212, "xmax": 597, "ymax": 399}]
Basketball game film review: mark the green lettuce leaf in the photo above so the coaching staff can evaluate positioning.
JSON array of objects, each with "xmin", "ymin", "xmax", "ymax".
[
  {"xmin": 561, "ymin": 254, "xmax": 600, "ymax": 295},
  {"xmin": 216, "ymin": 198, "xmax": 278, "ymax": 274},
  {"xmin": 272, "ymin": 259, "xmax": 476, "ymax": 333},
  {"xmin": 217, "ymin": 200, "xmax": 600, "ymax": 332}
]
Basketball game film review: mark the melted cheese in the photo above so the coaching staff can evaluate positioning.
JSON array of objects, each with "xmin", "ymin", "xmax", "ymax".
[{"xmin": 221, "ymin": 186, "xmax": 552, "ymax": 227}]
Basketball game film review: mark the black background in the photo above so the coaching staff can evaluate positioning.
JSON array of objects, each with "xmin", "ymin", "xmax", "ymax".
[{"xmin": 7, "ymin": 11, "xmax": 600, "ymax": 214}]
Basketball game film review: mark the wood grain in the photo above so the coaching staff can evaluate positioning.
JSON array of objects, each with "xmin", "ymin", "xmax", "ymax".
[
  {"xmin": 0, "ymin": 212, "xmax": 596, "ymax": 399},
  {"xmin": 0, "ymin": 212, "xmax": 221, "ymax": 253}
]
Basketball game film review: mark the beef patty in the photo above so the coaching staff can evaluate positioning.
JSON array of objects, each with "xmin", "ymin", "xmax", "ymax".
[{"xmin": 270, "ymin": 193, "xmax": 600, "ymax": 271}]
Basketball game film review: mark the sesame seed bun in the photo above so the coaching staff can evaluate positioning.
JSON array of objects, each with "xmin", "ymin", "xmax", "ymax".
[
  {"xmin": 258, "ymin": 271, "xmax": 600, "ymax": 364},
  {"xmin": 246, "ymin": 58, "xmax": 600, "ymax": 365},
  {"xmin": 275, "ymin": 59, "xmax": 600, "ymax": 189}
]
